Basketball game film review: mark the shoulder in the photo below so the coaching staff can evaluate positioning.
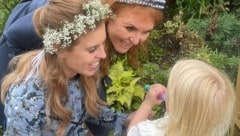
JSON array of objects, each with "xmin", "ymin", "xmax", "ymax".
[
  {"xmin": 127, "ymin": 117, "xmax": 167, "ymax": 136},
  {"xmin": 2, "ymin": 0, "xmax": 47, "ymax": 48},
  {"xmin": 8, "ymin": 77, "xmax": 44, "ymax": 94},
  {"xmin": 27, "ymin": 0, "xmax": 48, "ymax": 12},
  {"xmin": 5, "ymin": 0, "xmax": 47, "ymax": 30},
  {"xmin": 4, "ymin": 77, "xmax": 45, "ymax": 134},
  {"xmin": 4, "ymin": 12, "xmax": 42, "ymax": 49},
  {"xmin": 5, "ymin": 77, "xmax": 45, "ymax": 107}
]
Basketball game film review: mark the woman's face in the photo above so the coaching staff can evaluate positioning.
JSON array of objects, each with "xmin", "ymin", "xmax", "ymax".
[
  {"xmin": 60, "ymin": 22, "xmax": 106, "ymax": 78},
  {"xmin": 107, "ymin": 7, "xmax": 155, "ymax": 54}
]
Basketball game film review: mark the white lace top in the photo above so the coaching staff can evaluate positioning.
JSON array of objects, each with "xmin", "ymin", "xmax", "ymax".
[{"xmin": 127, "ymin": 113, "xmax": 168, "ymax": 136}]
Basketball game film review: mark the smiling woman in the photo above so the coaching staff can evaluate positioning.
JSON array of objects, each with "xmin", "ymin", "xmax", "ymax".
[
  {"xmin": 60, "ymin": 22, "xmax": 106, "ymax": 78},
  {"xmin": 107, "ymin": 6, "xmax": 157, "ymax": 53},
  {"xmin": 101, "ymin": 0, "xmax": 165, "ymax": 76}
]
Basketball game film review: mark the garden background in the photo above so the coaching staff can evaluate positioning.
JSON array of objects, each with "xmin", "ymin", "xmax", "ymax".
[{"xmin": 0, "ymin": 0, "xmax": 239, "ymax": 135}]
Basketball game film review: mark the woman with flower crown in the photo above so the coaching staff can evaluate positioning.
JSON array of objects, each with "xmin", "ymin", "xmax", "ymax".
[{"xmin": 0, "ymin": 0, "xmax": 129, "ymax": 135}]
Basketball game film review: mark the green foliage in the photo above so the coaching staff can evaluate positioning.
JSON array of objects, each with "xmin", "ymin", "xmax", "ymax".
[
  {"xmin": 176, "ymin": 0, "xmax": 207, "ymax": 18},
  {"xmin": 186, "ymin": 17, "xmax": 210, "ymax": 37},
  {"xmin": 0, "ymin": 126, "xmax": 3, "ymax": 135},
  {"xmin": 137, "ymin": 62, "xmax": 168, "ymax": 86},
  {"xmin": 142, "ymin": 27, "xmax": 168, "ymax": 65},
  {"xmin": 136, "ymin": 62, "xmax": 168, "ymax": 117},
  {"xmin": 189, "ymin": 46, "xmax": 239, "ymax": 83},
  {"xmin": 146, "ymin": 28, "xmax": 180, "ymax": 70},
  {"xmin": 107, "ymin": 59, "xmax": 145, "ymax": 112},
  {"xmin": 145, "ymin": 40, "xmax": 164, "ymax": 64},
  {"xmin": 146, "ymin": 9, "xmax": 239, "ymax": 89},
  {"xmin": 175, "ymin": 0, "xmax": 227, "ymax": 19},
  {"xmin": 146, "ymin": 11, "xmax": 204, "ymax": 70},
  {"xmin": 211, "ymin": 13, "xmax": 240, "ymax": 55},
  {"xmin": 0, "ymin": 0, "xmax": 19, "ymax": 35},
  {"xmin": 230, "ymin": 0, "xmax": 240, "ymax": 18},
  {"xmin": 187, "ymin": 13, "xmax": 240, "ymax": 56}
]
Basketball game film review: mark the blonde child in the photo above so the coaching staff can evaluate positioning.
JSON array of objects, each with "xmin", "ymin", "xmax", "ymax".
[{"xmin": 128, "ymin": 59, "xmax": 236, "ymax": 136}]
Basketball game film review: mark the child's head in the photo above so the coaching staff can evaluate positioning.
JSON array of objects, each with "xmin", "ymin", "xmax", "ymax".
[{"xmin": 166, "ymin": 59, "xmax": 235, "ymax": 136}]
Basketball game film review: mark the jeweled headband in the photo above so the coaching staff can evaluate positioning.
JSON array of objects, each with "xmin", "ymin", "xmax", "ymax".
[
  {"xmin": 116, "ymin": 0, "xmax": 166, "ymax": 10},
  {"xmin": 43, "ymin": 0, "xmax": 113, "ymax": 54}
]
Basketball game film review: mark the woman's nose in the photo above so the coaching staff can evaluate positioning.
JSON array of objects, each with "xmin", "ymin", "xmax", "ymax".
[
  {"xmin": 98, "ymin": 44, "xmax": 106, "ymax": 59},
  {"xmin": 130, "ymin": 33, "xmax": 140, "ymax": 45}
]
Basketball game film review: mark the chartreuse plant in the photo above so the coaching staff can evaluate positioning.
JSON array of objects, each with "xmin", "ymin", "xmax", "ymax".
[{"xmin": 107, "ymin": 59, "xmax": 145, "ymax": 112}]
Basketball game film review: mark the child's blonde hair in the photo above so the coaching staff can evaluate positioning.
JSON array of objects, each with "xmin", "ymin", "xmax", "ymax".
[{"xmin": 166, "ymin": 59, "xmax": 235, "ymax": 136}]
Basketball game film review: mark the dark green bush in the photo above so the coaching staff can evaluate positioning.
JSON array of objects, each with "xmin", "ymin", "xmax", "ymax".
[
  {"xmin": 187, "ymin": 13, "xmax": 240, "ymax": 56},
  {"xmin": 0, "ymin": 0, "xmax": 19, "ymax": 35}
]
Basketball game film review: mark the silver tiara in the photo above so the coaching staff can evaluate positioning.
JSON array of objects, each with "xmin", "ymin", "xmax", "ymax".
[{"xmin": 116, "ymin": 0, "xmax": 165, "ymax": 10}]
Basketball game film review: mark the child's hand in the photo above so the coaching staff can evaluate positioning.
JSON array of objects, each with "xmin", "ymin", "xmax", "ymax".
[
  {"xmin": 127, "ymin": 84, "xmax": 167, "ymax": 131},
  {"xmin": 144, "ymin": 84, "xmax": 167, "ymax": 107}
]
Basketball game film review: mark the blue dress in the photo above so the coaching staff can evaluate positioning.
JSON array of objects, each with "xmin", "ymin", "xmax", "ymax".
[
  {"xmin": 0, "ymin": 1, "xmax": 113, "ymax": 134},
  {"xmin": 4, "ymin": 77, "xmax": 127, "ymax": 136},
  {"xmin": 0, "ymin": 0, "xmax": 48, "ymax": 127}
]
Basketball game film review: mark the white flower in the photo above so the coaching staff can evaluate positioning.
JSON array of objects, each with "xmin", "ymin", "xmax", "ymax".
[{"xmin": 43, "ymin": 0, "xmax": 113, "ymax": 54}]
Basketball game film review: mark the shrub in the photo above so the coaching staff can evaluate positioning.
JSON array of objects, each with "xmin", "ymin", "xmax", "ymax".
[
  {"xmin": 0, "ymin": 0, "xmax": 19, "ymax": 35},
  {"xmin": 107, "ymin": 59, "xmax": 145, "ymax": 112}
]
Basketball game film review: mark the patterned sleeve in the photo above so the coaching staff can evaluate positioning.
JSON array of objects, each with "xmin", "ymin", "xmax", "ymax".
[
  {"xmin": 3, "ymin": 79, "xmax": 45, "ymax": 136},
  {"xmin": 85, "ymin": 107, "xmax": 128, "ymax": 136}
]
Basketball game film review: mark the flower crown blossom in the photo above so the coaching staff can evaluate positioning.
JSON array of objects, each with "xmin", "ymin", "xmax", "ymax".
[{"xmin": 43, "ymin": 0, "xmax": 113, "ymax": 54}]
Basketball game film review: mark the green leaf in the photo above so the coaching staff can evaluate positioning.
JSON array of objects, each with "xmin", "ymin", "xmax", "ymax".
[
  {"xmin": 107, "ymin": 58, "xmax": 145, "ymax": 112},
  {"xmin": 133, "ymin": 86, "xmax": 145, "ymax": 100}
]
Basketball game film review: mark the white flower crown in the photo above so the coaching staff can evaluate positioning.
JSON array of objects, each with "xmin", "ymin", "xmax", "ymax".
[{"xmin": 43, "ymin": 0, "xmax": 113, "ymax": 54}]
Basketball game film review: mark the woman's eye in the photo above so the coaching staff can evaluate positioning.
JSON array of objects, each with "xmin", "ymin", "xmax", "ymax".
[
  {"xmin": 143, "ymin": 31, "xmax": 150, "ymax": 35},
  {"xmin": 126, "ymin": 26, "xmax": 135, "ymax": 31},
  {"xmin": 88, "ymin": 47, "xmax": 97, "ymax": 53}
]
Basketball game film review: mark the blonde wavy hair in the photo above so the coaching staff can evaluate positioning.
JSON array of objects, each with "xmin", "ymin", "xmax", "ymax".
[
  {"xmin": 1, "ymin": 0, "xmax": 107, "ymax": 135},
  {"xmin": 166, "ymin": 59, "xmax": 236, "ymax": 136}
]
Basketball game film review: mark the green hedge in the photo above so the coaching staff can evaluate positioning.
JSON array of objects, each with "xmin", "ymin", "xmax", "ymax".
[{"xmin": 0, "ymin": 0, "xmax": 19, "ymax": 35}]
